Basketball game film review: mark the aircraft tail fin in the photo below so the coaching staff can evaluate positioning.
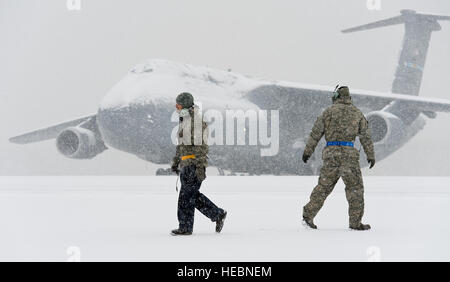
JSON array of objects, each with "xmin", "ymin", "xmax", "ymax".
[
  {"xmin": 342, "ymin": 10, "xmax": 450, "ymax": 96},
  {"xmin": 341, "ymin": 16, "xmax": 404, "ymax": 33}
]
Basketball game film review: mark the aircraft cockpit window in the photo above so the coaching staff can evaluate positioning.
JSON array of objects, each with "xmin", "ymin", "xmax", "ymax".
[{"xmin": 130, "ymin": 63, "xmax": 153, "ymax": 74}]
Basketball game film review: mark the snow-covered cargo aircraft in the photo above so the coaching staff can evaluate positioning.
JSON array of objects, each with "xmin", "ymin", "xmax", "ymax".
[{"xmin": 9, "ymin": 10, "xmax": 450, "ymax": 175}]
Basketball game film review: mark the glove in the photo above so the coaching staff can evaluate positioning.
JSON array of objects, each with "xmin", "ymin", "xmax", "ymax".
[
  {"xmin": 368, "ymin": 159, "xmax": 375, "ymax": 169},
  {"xmin": 171, "ymin": 163, "xmax": 180, "ymax": 175},
  {"xmin": 302, "ymin": 153, "xmax": 310, "ymax": 164}
]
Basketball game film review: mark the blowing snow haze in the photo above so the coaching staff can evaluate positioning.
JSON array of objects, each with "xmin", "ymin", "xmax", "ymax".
[{"xmin": 1, "ymin": 0, "xmax": 450, "ymax": 176}]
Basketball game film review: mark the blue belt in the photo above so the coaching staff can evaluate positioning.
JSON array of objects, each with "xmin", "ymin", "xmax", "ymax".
[{"xmin": 326, "ymin": 141, "xmax": 354, "ymax": 147}]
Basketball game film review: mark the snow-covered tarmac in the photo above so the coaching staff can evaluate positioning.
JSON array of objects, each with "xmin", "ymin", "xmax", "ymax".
[{"xmin": 0, "ymin": 176, "xmax": 449, "ymax": 261}]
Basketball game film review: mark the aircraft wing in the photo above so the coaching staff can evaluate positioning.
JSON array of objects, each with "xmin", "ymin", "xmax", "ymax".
[
  {"xmin": 350, "ymin": 88, "xmax": 450, "ymax": 113},
  {"xmin": 9, "ymin": 114, "xmax": 96, "ymax": 144},
  {"xmin": 247, "ymin": 83, "xmax": 450, "ymax": 114}
]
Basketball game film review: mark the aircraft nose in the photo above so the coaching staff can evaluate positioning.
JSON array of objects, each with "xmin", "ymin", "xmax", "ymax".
[{"xmin": 96, "ymin": 103, "xmax": 176, "ymax": 164}]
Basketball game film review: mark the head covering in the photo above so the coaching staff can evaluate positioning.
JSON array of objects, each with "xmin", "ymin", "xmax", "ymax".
[
  {"xmin": 337, "ymin": 86, "xmax": 350, "ymax": 98},
  {"xmin": 332, "ymin": 85, "xmax": 351, "ymax": 104},
  {"xmin": 176, "ymin": 92, "xmax": 194, "ymax": 109}
]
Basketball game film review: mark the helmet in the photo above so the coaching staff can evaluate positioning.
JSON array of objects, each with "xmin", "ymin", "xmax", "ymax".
[
  {"xmin": 332, "ymin": 85, "xmax": 350, "ymax": 101},
  {"xmin": 176, "ymin": 92, "xmax": 194, "ymax": 109}
]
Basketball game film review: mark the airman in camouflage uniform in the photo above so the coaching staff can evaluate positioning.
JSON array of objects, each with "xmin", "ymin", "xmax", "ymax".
[
  {"xmin": 170, "ymin": 92, "xmax": 227, "ymax": 236},
  {"xmin": 302, "ymin": 86, "xmax": 375, "ymax": 231}
]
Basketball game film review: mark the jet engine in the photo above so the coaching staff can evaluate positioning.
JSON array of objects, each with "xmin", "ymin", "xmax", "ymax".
[
  {"xmin": 366, "ymin": 111, "xmax": 406, "ymax": 144},
  {"xmin": 56, "ymin": 126, "xmax": 107, "ymax": 159}
]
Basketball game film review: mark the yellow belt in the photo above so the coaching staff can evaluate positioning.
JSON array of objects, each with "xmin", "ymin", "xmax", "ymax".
[{"xmin": 181, "ymin": 155, "xmax": 196, "ymax": 161}]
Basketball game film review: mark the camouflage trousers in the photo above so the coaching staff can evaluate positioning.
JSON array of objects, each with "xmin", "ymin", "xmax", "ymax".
[
  {"xmin": 303, "ymin": 158, "xmax": 365, "ymax": 227},
  {"xmin": 177, "ymin": 165, "xmax": 225, "ymax": 232}
]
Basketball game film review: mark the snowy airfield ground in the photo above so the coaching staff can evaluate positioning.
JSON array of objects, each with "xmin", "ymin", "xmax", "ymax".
[{"xmin": 0, "ymin": 176, "xmax": 449, "ymax": 262}]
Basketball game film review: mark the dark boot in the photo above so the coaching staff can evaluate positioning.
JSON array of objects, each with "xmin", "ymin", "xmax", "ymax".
[
  {"xmin": 171, "ymin": 229, "xmax": 192, "ymax": 236},
  {"xmin": 302, "ymin": 216, "xmax": 317, "ymax": 229},
  {"xmin": 215, "ymin": 211, "xmax": 227, "ymax": 233},
  {"xmin": 349, "ymin": 223, "xmax": 371, "ymax": 231}
]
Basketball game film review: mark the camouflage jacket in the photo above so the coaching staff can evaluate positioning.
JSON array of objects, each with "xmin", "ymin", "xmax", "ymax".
[
  {"xmin": 304, "ymin": 95, "xmax": 375, "ymax": 162},
  {"xmin": 172, "ymin": 105, "xmax": 209, "ymax": 170}
]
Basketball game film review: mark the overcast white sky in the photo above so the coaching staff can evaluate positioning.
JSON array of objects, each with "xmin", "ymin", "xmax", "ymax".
[{"xmin": 0, "ymin": 0, "xmax": 449, "ymax": 175}]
